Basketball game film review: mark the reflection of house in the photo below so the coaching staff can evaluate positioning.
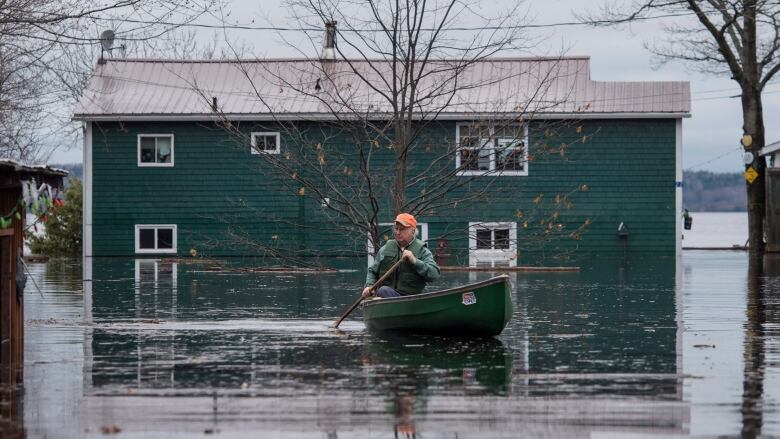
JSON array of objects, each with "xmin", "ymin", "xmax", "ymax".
[
  {"xmin": 71, "ymin": 258, "xmax": 690, "ymax": 436},
  {"xmin": 74, "ymin": 55, "xmax": 690, "ymax": 265}
]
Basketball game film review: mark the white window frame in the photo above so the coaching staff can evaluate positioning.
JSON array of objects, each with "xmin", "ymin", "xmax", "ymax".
[
  {"xmin": 468, "ymin": 222, "xmax": 517, "ymax": 267},
  {"xmin": 137, "ymin": 134, "xmax": 175, "ymax": 167},
  {"xmin": 251, "ymin": 132, "xmax": 281, "ymax": 155},
  {"xmin": 135, "ymin": 224, "xmax": 178, "ymax": 254},
  {"xmin": 455, "ymin": 123, "xmax": 528, "ymax": 176},
  {"xmin": 367, "ymin": 222, "xmax": 429, "ymax": 265}
]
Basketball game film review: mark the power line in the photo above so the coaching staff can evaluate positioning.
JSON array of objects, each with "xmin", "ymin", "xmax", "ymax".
[
  {"xmin": 85, "ymin": 12, "xmax": 696, "ymax": 38},
  {"xmin": 687, "ymin": 146, "xmax": 743, "ymax": 170}
]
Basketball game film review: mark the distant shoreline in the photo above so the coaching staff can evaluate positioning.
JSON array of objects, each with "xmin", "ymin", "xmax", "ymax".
[{"xmin": 683, "ymin": 170, "xmax": 746, "ymax": 212}]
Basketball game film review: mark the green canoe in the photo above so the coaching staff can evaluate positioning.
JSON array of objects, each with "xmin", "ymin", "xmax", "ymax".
[{"xmin": 361, "ymin": 275, "xmax": 513, "ymax": 336}]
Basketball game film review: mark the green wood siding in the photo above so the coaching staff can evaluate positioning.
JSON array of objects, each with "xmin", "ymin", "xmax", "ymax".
[{"xmin": 90, "ymin": 119, "xmax": 677, "ymax": 263}]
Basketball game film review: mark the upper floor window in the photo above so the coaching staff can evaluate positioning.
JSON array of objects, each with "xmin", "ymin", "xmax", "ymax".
[
  {"xmin": 138, "ymin": 134, "xmax": 174, "ymax": 167},
  {"xmin": 456, "ymin": 124, "xmax": 528, "ymax": 176},
  {"xmin": 251, "ymin": 132, "xmax": 281, "ymax": 154}
]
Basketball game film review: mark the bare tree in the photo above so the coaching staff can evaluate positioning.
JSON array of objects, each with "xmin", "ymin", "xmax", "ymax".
[
  {"xmin": 581, "ymin": 0, "xmax": 780, "ymax": 256},
  {"xmin": 204, "ymin": 0, "xmax": 592, "ymax": 260},
  {"xmin": 0, "ymin": 0, "xmax": 218, "ymax": 161}
]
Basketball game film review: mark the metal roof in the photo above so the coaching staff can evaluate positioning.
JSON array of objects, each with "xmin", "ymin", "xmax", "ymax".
[
  {"xmin": 0, "ymin": 159, "xmax": 69, "ymax": 177},
  {"xmin": 73, "ymin": 57, "xmax": 690, "ymax": 121},
  {"xmin": 760, "ymin": 140, "xmax": 780, "ymax": 156}
]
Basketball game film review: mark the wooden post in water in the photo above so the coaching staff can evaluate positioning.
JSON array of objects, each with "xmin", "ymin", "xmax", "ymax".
[
  {"xmin": 0, "ymin": 228, "xmax": 22, "ymax": 364},
  {"xmin": 0, "ymin": 228, "xmax": 24, "ymax": 437}
]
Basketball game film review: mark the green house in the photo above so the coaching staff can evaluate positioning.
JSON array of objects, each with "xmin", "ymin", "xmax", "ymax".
[{"xmin": 73, "ymin": 56, "xmax": 690, "ymax": 266}]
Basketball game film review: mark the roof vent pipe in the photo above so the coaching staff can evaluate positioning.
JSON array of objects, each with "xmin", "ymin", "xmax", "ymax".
[
  {"xmin": 321, "ymin": 21, "xmax": 337, "ymax": 61},
  {"xmin": 211, "ymin": 97, "xmax": 218, "ymax": 112}
]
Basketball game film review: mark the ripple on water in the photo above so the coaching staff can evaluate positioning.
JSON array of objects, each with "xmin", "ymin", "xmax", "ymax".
[{"xmin": 16, "ymin": 252, "xmax": 780, "ymax": 438}]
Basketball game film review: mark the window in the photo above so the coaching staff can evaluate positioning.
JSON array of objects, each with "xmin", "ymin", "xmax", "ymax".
[
  {"xmin": 468, "ymin": 222, "xmax": 517, "ymax": 267},
  {"xmin": 135, "ymin": 225, "xmax": 177, "ymax": 254},
  {"xmin": 456, "ymin": 124, "xmax": 528, "ymax": 176},
  {"xmin": 138, "ymin": 135, "xmax": 174, "ymax": 167},
  {"xmin": 458, "ymin": 124, "xmax": 492, "ymax": 172},
  {"xmin": 251, "ymin": 132, "xmax": 281, "ymax": 154},
  {"xmin": 476, "ymin": 228, "xmax": 510, "ymax": 250}
]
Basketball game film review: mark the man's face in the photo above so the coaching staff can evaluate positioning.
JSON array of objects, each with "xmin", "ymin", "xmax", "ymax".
[{"xmin": 393, "ymin": 222, "xmax": 416, "ymax": 247}]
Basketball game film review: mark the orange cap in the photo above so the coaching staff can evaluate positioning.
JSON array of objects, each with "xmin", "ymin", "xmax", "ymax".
[{"xmin": 394, "ymin": 213, "xmax": 417, "ymax": 229}]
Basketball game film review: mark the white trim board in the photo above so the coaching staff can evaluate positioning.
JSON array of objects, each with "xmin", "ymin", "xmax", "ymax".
[
  {"xmin": 83, "ymin": 122, "xmax": 93, "ymax": 258},
  {"xmin": 73, "ymin": 113, "xmax": 691, "ymax": 122},
  {"xmin": 676, "ymin": 118, "xmax": 683, "ymax": 259}
]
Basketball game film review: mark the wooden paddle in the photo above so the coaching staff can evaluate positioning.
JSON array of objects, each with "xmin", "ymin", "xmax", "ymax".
[{"xmin": 333, "ymin": 257, "xmax": 405, "ymax": 328}]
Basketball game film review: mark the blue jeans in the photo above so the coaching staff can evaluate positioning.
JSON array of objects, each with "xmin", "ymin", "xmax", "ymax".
[{"xmin": 375, "ymin": 286, "xmax": 402, "ymax": 298}]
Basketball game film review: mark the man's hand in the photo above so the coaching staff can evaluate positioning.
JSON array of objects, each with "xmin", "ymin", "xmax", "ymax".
[
  {"xmin": 402, "ymin": 249, "xmax": 417, "ymax": 265},
  {"xmin": 362, "ymin": 286, "xmax": 373, "ymax": 298}
]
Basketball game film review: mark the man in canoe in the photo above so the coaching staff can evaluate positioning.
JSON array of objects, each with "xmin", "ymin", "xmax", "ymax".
[{"xmin": 362, "ymin": 213, "xmax": 441, "ymax": 298}]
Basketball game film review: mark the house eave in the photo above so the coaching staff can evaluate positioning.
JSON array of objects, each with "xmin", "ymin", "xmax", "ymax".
[
  {"xmin": 72, "ymin": 111, "xmax": 691, "ymax": 122},
  {"xmin": 760, "ymin": 140, "xmax": 780, "ymax": 157}
]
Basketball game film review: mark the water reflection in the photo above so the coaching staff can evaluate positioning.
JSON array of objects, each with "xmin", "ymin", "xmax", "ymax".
[
  {"xmin": 522, "ymin": 260, "xmax": 678, "ymax": 374},
  {"xmin": 83, "ymin": 258, "xmax": 682, "ymax": 401},
  {"xmin": 363, "ymin": 334, "xmax": 513, "ymax": 395},
  {"xmin": 0, "ymin": 362, "xmax": 24, "ymax": 439},
  {"xmin": 741, "ymin": 255, "xmax": 776, "ymax": 439},
  {"xmin": 86, "ymin": 325, "xmax": 514, "ymax": 397},
  {"xmin": 24, "ymin": 255, "xmax": 731, "ymax": 438}
]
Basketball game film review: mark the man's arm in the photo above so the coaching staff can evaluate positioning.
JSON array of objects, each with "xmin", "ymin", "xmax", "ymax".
[
  {"xmin": 410, "ymin": 245, "xmax": 440, "ymax": 282},
  {"xmin": 365, "ymin": 245, "xmax": 385, "ymax": 287},
  {"xmin": 362, "ymin": 245, "xmax": 387, "ymax": 298}
]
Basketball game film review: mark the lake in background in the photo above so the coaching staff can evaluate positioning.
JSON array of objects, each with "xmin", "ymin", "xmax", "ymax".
[{"xmin": 683, "ymin": 211, "xmax": 748, "ymax": 248}]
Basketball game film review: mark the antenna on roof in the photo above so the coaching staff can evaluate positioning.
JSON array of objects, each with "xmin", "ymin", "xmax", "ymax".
[{"xmin": 98, "ymin": 30, "xmax": 125, "ymax": 65}]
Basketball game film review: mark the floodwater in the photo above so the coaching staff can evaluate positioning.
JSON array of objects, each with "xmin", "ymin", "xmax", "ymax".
[
  {"xmin": 683, "ymin": 212, "xmax": 748, "ymax": 248},
  {"xmin": 4, "ymin": 251, "xmax": 780, "ymax": 438}
]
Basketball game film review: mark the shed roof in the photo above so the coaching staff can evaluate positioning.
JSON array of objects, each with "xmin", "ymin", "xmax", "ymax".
[
  {"xmin": 73, "ymin": 57, "xmax": 690, "ymax": 121},
  {"xmin": 0, "ymin": 159, "xmax": 68, "ymax": 177},
  {"xmin": 760, "ymin": 140, "xmax": 780, "ymax": 156},
  {"xmin": 0, "ymin": 159, "xmax": 68, "ymax": 189}
]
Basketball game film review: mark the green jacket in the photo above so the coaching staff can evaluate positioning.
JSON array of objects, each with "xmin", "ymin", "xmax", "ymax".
[{"xmin": 365, "ymin": 238, "xmax": 440, "ymax": 295}]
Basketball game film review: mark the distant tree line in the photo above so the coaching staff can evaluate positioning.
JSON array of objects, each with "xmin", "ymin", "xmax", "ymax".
[{"xmin": 683, "ymin": 170, "xmax": 746, "ymax": 212}]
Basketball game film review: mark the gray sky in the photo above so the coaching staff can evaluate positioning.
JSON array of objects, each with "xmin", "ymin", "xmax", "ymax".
[{"xmin": 55, "ymin": 0, "xmax": 780, "ymax": 173}]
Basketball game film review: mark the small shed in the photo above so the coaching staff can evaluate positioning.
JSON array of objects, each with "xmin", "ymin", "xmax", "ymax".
[
  {"xmin": 760, "ymin": 140, "xmax": 780, "ymax": 252},
  {"xmin": 0, "ymin": 159, "xmax": 67, "ymax": 381}
]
